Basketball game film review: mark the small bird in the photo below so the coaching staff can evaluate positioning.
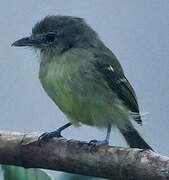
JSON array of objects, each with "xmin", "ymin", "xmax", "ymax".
[{"xmin": 12, "ymin": 15, "xmax": 153, "ymax": 150}]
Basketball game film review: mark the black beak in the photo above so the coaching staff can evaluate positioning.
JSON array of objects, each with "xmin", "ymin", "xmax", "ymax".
[{"xmin": 12, "ymin": 36, "xmax": 40, "ymax": 47}]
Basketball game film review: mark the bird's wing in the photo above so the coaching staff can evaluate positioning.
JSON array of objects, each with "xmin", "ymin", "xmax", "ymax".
[{"xmin": 94, "ymin": 50, "xmax": 142, "ymax": 124}]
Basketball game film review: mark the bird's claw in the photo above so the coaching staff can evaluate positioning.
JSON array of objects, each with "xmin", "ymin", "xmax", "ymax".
[
  {"xmin": 38, "ymin": 130, "xmax": 62, "ymax": 145},
  {"xmin": 89, "ymin": 139, "xmax": 109, "ymax": 152}
]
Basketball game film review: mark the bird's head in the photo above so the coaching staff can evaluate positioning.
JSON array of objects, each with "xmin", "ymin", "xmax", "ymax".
[{"xmin": 12, "ymin": 15, "xmax": 100, "ymax": 53}]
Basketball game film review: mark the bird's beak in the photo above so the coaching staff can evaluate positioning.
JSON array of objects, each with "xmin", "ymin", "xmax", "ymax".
[{"xmin": 12, "ymin": 36, "xmax": 40, "ymax": 47}]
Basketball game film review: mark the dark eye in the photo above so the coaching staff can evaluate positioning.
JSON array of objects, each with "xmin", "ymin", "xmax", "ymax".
[{"xmin": 45, "ymin": 33, "xmax": 55, "ymax": 42}]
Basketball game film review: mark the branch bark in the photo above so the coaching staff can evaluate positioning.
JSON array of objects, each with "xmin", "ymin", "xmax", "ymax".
[{"xmin": 0, "ymin": 131, "xmax": 168, "ymax": 180}]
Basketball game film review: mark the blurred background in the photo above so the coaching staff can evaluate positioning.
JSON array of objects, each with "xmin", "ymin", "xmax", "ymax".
[{"xmin": 0, "ymin": 0, "xmax": 168, "ymax": 179}]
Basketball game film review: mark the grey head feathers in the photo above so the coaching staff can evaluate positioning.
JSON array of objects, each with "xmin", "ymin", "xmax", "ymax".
[
  {"xmin": 32, "ymin": 15, "xmax": 102, "ymax": 52},
  {"xmin": 32, "ymin": 16, "xmax": 84, "ymax": 35}
]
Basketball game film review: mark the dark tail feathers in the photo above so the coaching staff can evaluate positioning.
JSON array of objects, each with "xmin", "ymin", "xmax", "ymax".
[{"xmin": 119, "ymin": 123, "xmax": 153, "ymax": 151}]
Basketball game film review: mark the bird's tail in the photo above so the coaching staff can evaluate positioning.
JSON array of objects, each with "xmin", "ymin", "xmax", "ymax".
[{"xmin": 119, "ymin": 122, "xmax": 153, "ymax": 151}]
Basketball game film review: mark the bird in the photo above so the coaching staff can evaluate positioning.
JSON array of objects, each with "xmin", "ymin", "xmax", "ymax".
[{"xmin": 12, "ymin": 15, "xmax": 153, "ymax": 151}]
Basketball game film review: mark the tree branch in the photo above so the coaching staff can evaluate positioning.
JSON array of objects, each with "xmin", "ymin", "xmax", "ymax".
[{"xmin": 0, "ymin": 130, "xmax": 168, "ymax": 180}]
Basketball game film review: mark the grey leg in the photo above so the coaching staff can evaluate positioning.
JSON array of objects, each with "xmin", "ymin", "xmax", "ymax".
[
  {"xmin": 89, "ymin": 123, "xmax": 111, "ymax": 151},
  {"xmin": 38, "ymin": 122, "xmax": 72, "ymax": 144}
]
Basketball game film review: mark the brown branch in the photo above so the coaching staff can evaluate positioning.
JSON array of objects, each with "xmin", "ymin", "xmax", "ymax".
[{"xmin": 0, "ymin": 130, "xmax": 168, "ymax": 180}]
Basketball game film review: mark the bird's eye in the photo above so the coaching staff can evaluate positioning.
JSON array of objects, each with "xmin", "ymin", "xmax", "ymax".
[{"xmin": 45, "ymin": 33, "xmax": 55, "ymax": 42}]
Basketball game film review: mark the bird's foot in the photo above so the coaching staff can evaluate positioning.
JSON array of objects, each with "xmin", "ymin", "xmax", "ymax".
[
  {"xmin": 38, "ymin": 130, "xmax": 62, "ymax": 145},
  {"xmin": 89, "ymin": 139, "xmax": 109, "ymax": 152}
]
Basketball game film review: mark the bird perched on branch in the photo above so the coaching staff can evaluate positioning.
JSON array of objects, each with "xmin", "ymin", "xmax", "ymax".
[{"xmin": 12, "ymin": 15, "xmax": 153, "ymax": 151}]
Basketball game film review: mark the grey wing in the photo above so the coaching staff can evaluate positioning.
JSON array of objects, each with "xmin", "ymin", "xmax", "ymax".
[{"xmin": 94, "ymin": 53, "xmax": 142, "ymax": 124}]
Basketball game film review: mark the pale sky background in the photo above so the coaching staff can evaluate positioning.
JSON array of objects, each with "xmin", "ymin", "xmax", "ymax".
[{"xmin": 0, "ymin": 0, "xmax": 169, "ymax": 179}]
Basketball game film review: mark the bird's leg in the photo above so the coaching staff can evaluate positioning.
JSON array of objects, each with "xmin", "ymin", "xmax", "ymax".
[
  {"xmin": 38, "ymin": 122, "xmax": 72, "ymax": 144},
  {"xmin": 89, "ymin": 123, "xmax": 111, "ymax": 151}
]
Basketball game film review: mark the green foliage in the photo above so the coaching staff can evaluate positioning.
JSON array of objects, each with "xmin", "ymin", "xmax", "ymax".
[
  {"xmin": 1, "ymin": 165, "xmax": 53, "ymax": 180},
  {"xmin": 0, "ymin": 165, "xmax": 106, "ymax": 180}
]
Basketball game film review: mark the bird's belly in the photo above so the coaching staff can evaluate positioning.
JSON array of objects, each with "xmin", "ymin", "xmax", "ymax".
[
  {"xmin": 45, "ymin": 80, "xmax": 99, "ymax": 126},
  {"xmin": 42, "ymin": 78, "xmax": 129, "ymax": 129},
  {"xmin": 39, "ymin": 61, "xmax": 129, "ymax": 129}
]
